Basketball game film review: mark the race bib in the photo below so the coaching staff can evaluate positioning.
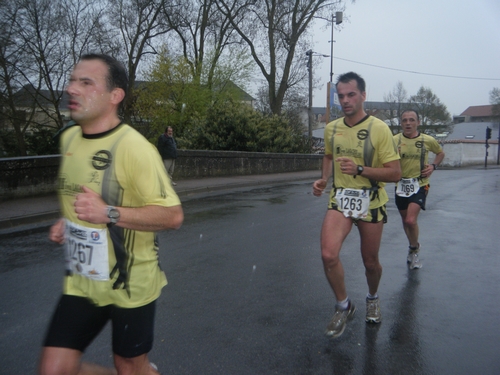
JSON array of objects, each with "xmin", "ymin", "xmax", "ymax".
[
  {"xmin": 65, "ymin": 220, "xmax": 110, "ymax": 281},
  {"xmin": 335, "ymin": 188, "xmax": 370, "ymax": 219},
  {"xmin": 396, "ymin": 178, "xmax": 420, "ymax": 197}
]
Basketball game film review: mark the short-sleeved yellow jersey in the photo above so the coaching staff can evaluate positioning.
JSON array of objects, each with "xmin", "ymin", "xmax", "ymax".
[
  {"xmin": 58, "ymin": 123, "xmax": 181, "ymax": 308},
  {"xmin": 393, "ymin": 132, "xmax": 443, "ymax": 187},
  {"xmin": 324, "ymin": 115, "xmax": 400, "ymax": 209}
]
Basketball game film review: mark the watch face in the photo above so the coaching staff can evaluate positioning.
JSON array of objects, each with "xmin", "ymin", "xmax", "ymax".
[
  {"xmin": 109, "ymin": 209, "xmax": 120, "ymax": 219},
  {"xmin": 108, "ymin": 207, "xmax": 120, "ymax": 221}
]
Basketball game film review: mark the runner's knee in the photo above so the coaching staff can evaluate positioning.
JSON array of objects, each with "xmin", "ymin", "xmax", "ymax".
[{"xmin": 321, "ymin": 248, "xmax": 341, "ymax": 267}]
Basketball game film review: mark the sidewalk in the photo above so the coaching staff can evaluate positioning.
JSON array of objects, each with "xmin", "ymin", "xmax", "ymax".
[{"xmin": 0, "ymin": 170, "xmax": 319, "ymax": 234}]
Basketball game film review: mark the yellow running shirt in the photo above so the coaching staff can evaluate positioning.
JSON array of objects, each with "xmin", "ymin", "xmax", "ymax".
[
  {"xmin": 324, "ymin": 116, "xmax": 400, "ymax": 209},
  {"xmin": 394, "ymin": 132, "xmax": 443, "ymax": 187},
  {"xmin": 58, "ymin": 123, "xmax": 181, "ymax": 308}
]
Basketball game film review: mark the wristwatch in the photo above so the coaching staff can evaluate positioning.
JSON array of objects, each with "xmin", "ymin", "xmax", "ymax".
[
  {"xmin": 357, "ymin": 165, "xmax": 364, "ymax": 175},
  {"xmin": 107, "ymin": 206, "xmax": 120, "ymax": 225},
  {"xmin": 432, "ymin": 164, "xmax": 437, "ymax": 170}
]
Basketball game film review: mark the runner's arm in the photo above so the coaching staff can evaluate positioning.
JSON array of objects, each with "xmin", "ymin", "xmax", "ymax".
[
  {"xmin": 313, "ymin": 154, "xmax": 333, "ymax": 197},
  {"xmin": 360, "ymin": 159, "xmax": 401, "ymax": 182},
  {"xmin": 75, "ymin": 186, "xmax": 184, "ymax": 231},
  {"xmin": 423, "ymin": 150, "xmax": 445, "ymax": 177}
]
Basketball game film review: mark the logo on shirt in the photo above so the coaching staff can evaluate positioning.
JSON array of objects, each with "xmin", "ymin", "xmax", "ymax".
[
  {"xmin": 90, "ymin": 231, "xmax": 100, "ymax": 241},
  {"xmin": 415, "ymin": 141, "xmax": 423, "ymax": 149},
  {"xmin": 92, "ymin": 150, "xmax": 112, "ymax": 170},
  {"xmin": 357, "ymin": 129, "xmax": 369, "ymax": 140}
]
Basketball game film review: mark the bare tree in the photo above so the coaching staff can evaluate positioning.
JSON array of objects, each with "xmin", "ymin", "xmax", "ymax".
[
  {"xmin": 164, "ymin": 0, "xmax": 250, "ymax": 90},
  {"xmin": 383, "ymin": 82, "xmax": 408, "ymax": 124},
  {"xmin": 105, "ymin": 0, "xmax": 174, "ymax": 123},
  {"xmin": 0, "ymin": 0, "xmax": 115, "ymax": 155},
  {"xmin": 14, "ymin": 0, "xmax": 74, "ymax": 132},
  {"xmin": 217, "ymin": 0, "xmax": 346, "ymax": 115},
  {"xmin": 0, "ymin": 1, "xmax": 32, "ymax": 155},
  {"xmin": 489, "ymin": 87, "xmax": 500, "ymax": 119},
  {"xmin": 62, "ymin": 0, "xmax": 116, "ymax": 66},
  {"xmin": 409, "ymin": 86, "xmax": 451, "ymax": 126}
]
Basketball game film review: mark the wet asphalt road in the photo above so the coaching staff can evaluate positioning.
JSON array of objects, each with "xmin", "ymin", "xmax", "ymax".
[{"xmin": 0, "ymin": 167, "xmax": 499, "ymax": 375}]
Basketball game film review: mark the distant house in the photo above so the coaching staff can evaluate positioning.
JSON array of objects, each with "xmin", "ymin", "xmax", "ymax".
[
  {"xmin": 3, "ymin": 85, "xmax": 71, "ymax": 129},
  {"xmin": 305, "ymin": 101, "xmax": 409, "ymax": 130},
  {"xmin": 219, "ymin": 81, "xmax": 256, "ymax": 106},
  {"xmin": 5, "ymin": 80, "xmax": 254, "ymax": 132},
  {"xmin": 442, "ymin": 122, "xmax": 498, "ymax": 142},
  {"xmin": 134, "ymin": 80, "xmax": 255, "ymax": 107},
  {"xmin": 455, "ymin": 105, "xmax": 495, "ymax": 123}
]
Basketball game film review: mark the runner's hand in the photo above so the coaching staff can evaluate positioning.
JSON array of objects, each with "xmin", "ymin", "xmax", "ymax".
[
  {"xmin": 74, "ymin": 185, "xmax": 108, "ymax": 224},
  {"xmin": 313, "ymin": 179, "xmax": 327, "ymax": 197},
  {"xmin": 335, "ymin": 157, "xmax": 355, "ymax": 175},
  {"xmin": 49, "ymin": 218, "xmax": 65, "ymax": 244},
  {"xmin": 421, "ymin": 164, "xmax": 434, "ymax": 178}
]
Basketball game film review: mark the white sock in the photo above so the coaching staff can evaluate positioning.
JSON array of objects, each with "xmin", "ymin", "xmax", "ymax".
[
  {"xmin": 367, "ymin": 293, "xmax": 378, "ymax": 300},
  {"xmin": 336, "ymin": 297, "xmax": 349, "ymax": 309}
]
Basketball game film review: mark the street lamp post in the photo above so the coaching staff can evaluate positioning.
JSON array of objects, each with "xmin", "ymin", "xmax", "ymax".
[
  {"xmin": 306, "ymin": 50, "xmax": 329, "ymax": 142},
  {"xmin": 329, "ymin": 11, "xmax": 343, "ymax": 83},
  {"xmin": 326, "ymin": 11, "xmax": 343, "ymax": 124}
]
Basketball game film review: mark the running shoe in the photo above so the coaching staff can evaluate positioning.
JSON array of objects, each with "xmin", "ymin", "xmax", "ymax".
[
  {"xmin": 325, "ymin": 301, "xmax": 356, "ymax": 338},
  {"xmin": 407, "ymin": 250, "xmax": 422, "ymax": 269},
  {"xmin": 365, "ymin": 297, "xmax": 381, "ymax": 324}
]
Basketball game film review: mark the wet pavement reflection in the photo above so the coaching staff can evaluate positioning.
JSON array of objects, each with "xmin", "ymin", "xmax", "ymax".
[{"xmin": 1, "ymin": 169, "xmax": 500, "ymax": 374}]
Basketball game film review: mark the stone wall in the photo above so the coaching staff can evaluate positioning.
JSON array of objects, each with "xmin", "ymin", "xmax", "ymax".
[
  {"xmin": 1, "ymin": 142, "xmax": 498, "ymax": 200},
  {"xmin": 0, "ymin": 151, "xmax": 322, "ymax": 200}
]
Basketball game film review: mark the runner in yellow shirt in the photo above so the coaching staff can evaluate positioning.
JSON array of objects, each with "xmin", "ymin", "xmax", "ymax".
[
  {"xmin": 39, "ymin": 54, "xmax": 184, "ymax": 375},
  {"xmin": 394, "ymin": 109, "xmax": 444, "ymax": 269},
  {"xmin": 313, "ymin": 72, "xmax": 401, "ymax": 338}
]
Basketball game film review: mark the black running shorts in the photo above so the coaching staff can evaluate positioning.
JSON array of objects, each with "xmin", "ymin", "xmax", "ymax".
[
  {"xmin": 43, "ymin": 294, "xmax": 156, "ymax": 358},
  {"xmin": 395, "ymin": 185, "xmax": 429, "ymax": 211}
]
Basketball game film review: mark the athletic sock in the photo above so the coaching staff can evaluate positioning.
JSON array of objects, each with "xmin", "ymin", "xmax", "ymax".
[
  {"xmin": 337, "ymin": 297, "xmax": 349, "ymax": 310},
  {"xmin": 409, "ymin": 243, "xmax": 420, "ymax": 251},
  {"xmin": 367, "ymin": 293, "xmax": 378, "ymax": 300}
]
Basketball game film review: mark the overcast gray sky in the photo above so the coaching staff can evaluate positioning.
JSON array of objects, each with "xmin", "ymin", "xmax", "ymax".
[{"xmin": 310, "ymin": 0, "xmax": 500, "ymax": 116}]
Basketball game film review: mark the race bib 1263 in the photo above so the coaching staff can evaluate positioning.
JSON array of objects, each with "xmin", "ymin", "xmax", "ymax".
[{"xmin": 335, "ymin": 188, "xmax": 370, "ymax": 219}]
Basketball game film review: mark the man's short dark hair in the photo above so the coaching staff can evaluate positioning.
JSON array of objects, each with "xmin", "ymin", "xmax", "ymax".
[
  {"xmin": 401, "ymin": 109, "xmax": 420, "ymax": 121},
  {"xmin": 336, "ymin": 72, "xmax": 366, "ymax": 93},
  {"xmin": 80, "ymin": 54, "xmax": 128, "ymax": 101}
]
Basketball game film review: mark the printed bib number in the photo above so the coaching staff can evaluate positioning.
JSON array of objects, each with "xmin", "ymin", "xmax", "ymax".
[
  {"xmin": 396, "ymin": 178, "xmax": 420, "ymax": 197},
  {"xmin": 65, "ymin": 220, "xmax": 109, "ymax": 281},
  {"xmin": 335, "ymin": 188, "xmax": 370, "ymax": 219}
]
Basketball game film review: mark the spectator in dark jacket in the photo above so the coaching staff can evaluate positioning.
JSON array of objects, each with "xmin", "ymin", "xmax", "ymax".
[{"xmin": 157, "ymin": 126, "xmax": 177, "ymax": 185}]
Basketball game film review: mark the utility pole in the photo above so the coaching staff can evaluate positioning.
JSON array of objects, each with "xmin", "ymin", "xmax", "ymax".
[
  {"xmin": 325, "ymin": 12, "xmax": 343, "ymax": 124},
  {"xmin": 306, "ymin": 50, "xmax": 329, "ymax": 142},
  {"xmin": 306, "ymin": 50, "xmax": 313, "ymax": 141}
]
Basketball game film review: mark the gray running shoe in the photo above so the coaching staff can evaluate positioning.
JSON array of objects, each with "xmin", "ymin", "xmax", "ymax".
[
  {"xmin": 365, "ymin": 297, "xmax": 382, "ymax": 324},
  {"xmin": 325, "ymin": 301, "xmax": 356, "ymax": 338},
  {"xmin": 407, "ymin": 250, "xmax": 422, "ymax": 269}
]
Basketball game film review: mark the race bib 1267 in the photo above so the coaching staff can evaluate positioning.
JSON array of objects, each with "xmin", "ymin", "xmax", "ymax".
[{"xmin": 65, "ymin": 220, "xmax": 110, "ymax": 281}]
